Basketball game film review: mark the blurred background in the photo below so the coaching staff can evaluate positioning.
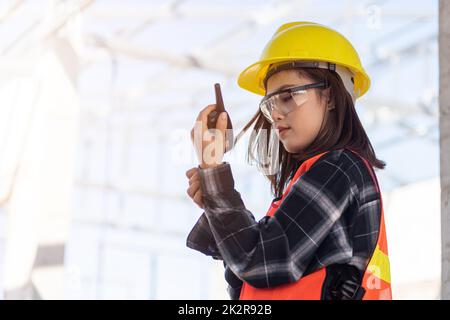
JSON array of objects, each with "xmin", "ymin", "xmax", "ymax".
[{"xmin": 0, "ymin": 0, "xmax": 441, "ymax": 299}]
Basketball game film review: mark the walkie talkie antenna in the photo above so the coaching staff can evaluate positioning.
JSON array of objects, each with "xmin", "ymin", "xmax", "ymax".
[
  {"xmin": 215, "ymin": 83, "xmax": 225, "ymax": 113},
  {"xmin": 205, "ymin": 83, "xmax": 234, "ymax": 153}
]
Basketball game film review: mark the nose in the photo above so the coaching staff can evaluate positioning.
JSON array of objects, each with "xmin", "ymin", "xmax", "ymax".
[{"xmin": 271, "ymin": 108, "xmax": 284, "ymax": 121}]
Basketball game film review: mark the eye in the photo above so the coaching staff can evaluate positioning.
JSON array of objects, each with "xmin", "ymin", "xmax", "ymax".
[{"xmin": 279, "ymin": 92, "xmax": 292, "ymax": 103}]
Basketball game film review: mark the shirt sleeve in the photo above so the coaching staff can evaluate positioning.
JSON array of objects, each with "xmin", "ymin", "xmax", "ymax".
[
  {"xmin": 186, "ymin": 211, "xmax": 222, "ymax": 260},
  {"xmin": 199, "ymin": 154, "xmax": 356, "ymax": 289}
]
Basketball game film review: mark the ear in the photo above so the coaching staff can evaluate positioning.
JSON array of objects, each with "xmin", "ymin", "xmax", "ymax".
[
  {"xmin": 327, "ymin": 101, "xmax": 335, "ymax": 111},
  {"xmin": 322, "ymin": 87, "xmax": 334, "ymax": 110}
]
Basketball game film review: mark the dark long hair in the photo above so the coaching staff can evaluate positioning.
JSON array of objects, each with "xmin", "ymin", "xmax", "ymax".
[{"xmin": 236, "ymin": 67, "xmax": 386, "ymax": 198}]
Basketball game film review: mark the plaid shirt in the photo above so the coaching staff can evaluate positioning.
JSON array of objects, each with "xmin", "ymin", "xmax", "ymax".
[{"xmin": 186, "ymin": 148, "xmax": 381, "ymax": 300}]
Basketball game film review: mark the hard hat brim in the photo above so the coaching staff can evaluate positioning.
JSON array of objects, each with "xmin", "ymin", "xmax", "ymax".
[{"xmin": 237, "ymin": 57, "xmax": 370, "ymax": 98}]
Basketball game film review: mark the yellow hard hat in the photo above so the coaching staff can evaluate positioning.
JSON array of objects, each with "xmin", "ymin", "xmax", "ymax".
[{"xmin": 237, "ymin": 21, "xmax": 370, "ymax": 99}]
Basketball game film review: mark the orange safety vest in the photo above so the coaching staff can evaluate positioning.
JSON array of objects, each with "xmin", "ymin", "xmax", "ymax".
[{"xmin": 239, "ymin": 148, "xmax": 392, "ymax": 300}]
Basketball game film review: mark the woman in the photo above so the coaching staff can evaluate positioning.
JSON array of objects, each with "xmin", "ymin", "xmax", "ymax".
[{"xmin": 185, "ymin": 21, "xmax": 392, "ymax": 300}]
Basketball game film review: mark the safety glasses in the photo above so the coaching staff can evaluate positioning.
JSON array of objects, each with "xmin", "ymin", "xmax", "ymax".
[{"xmin": 259, "ymin": 81, "xmax": 328, "ymax": 123}]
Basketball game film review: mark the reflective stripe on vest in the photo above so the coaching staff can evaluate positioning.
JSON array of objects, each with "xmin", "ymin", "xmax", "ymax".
[{"xmin": 239, "ymin": 148, "xmax": 392, "ymax": 300}]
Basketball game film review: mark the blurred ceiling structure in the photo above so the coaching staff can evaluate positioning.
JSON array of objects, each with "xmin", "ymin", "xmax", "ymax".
[{"xmin": 1, "ymin": 0, "xmax": 439, "ymax": 189}]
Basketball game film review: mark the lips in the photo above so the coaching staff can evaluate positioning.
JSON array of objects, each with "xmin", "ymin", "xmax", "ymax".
[{"xmin": 276, "ymin": 126, "xmax": 290, "ymax": 134}]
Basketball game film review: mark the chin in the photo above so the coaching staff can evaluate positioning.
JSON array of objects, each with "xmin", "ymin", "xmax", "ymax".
[
  {"xmin": 283, "ymin": 143, "xmax": 303, "ymax": 153},
  {"xmin": 282, "ymin": 139, "xmax": 311, "ymax": 153}
]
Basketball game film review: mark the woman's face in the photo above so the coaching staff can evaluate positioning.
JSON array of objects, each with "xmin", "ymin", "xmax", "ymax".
[{"xmin": 265, "ymin": 69, "xmax": 330, "ymax": 153}]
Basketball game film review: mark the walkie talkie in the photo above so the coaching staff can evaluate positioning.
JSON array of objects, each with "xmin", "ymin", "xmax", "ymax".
[{"xmin": 207, "ymin": 83, "xmax": 234, "ymax": 153}]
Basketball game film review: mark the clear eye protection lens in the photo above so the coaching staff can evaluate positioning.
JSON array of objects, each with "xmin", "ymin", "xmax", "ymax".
[
  {"xmin": 272, "ymin": 90, "xmax": 308, "ymax": 115},
  {"xmin": 260, "ymin": 98, "xmax": 275, "ymax": 123},
  {"xmin": 291, "ymin": 89, "xmax": 308, "ymax": 106},
  {"xmin": 260, "ymin": 87, "xmax": 311, "ymax": 123},
  {"xmin": 273, "ymin": 92, "xmax": 296, "ymax": 114}
]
